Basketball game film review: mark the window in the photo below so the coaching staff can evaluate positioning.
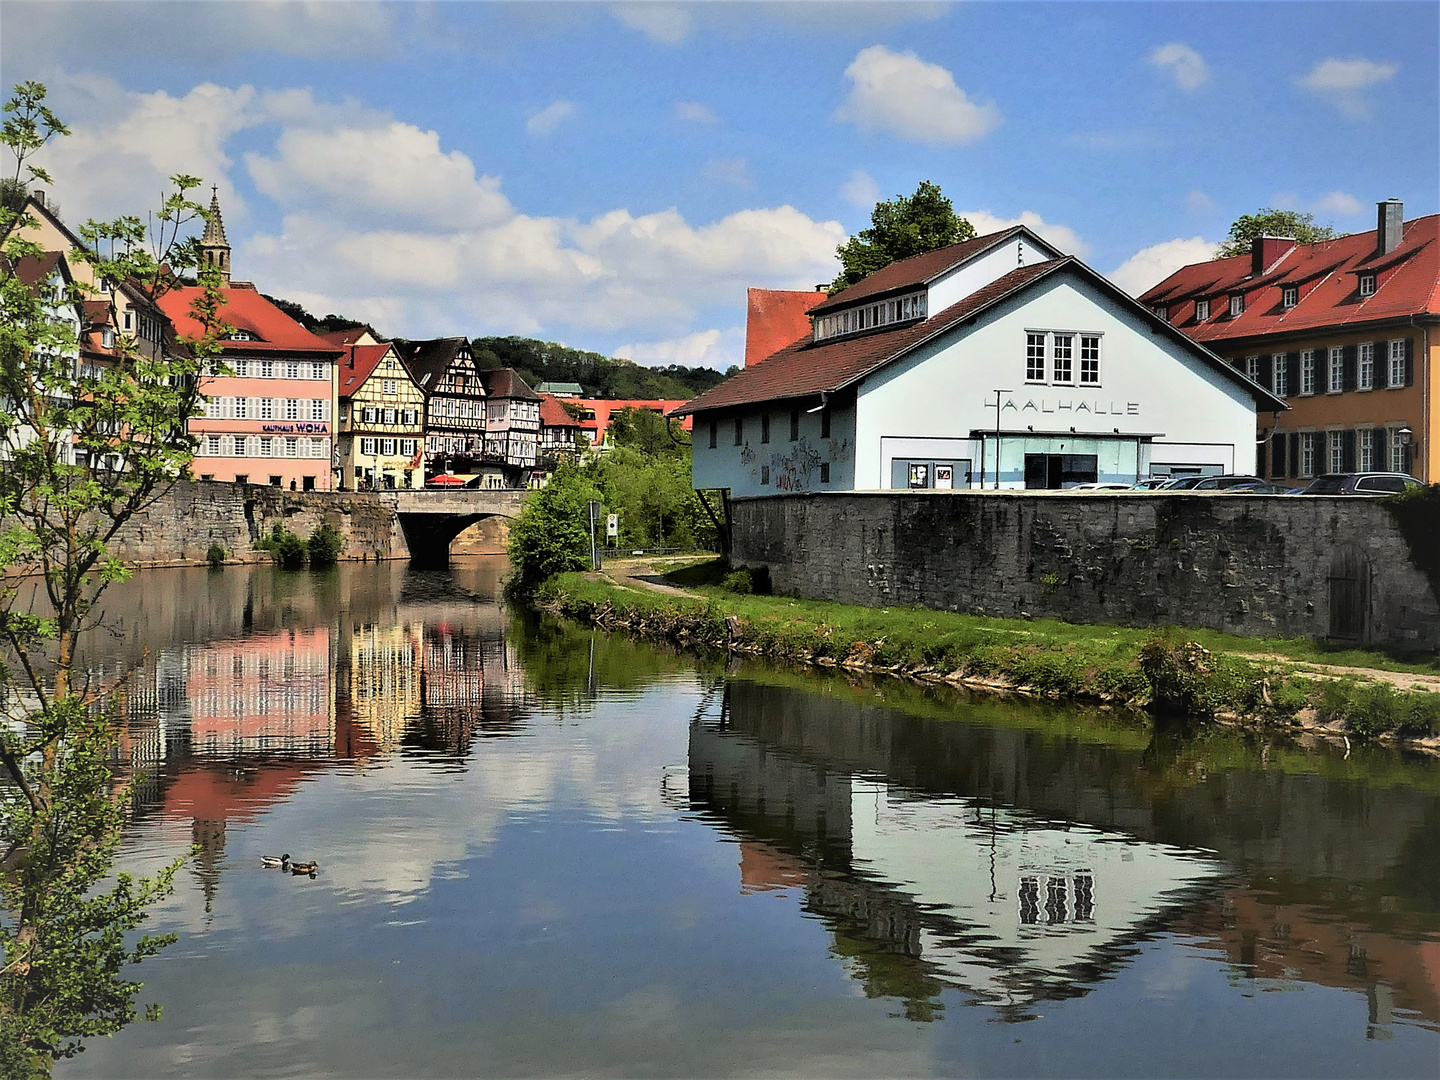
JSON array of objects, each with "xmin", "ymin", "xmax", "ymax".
[
  {"xmin": 311, "ymin": 362, "xmax": 326, "ymax": 380},
  {"xmin": 760, "ymin": 464, "xmax": 770, "ymax": 485},
  {"xmin": 1300, "ymin": 350, "xmax": 1315, "ymax": 395},
  {"xmin": 708, "ymin": 420, "xmax": 717, "ymax": 449},
  {"xmin": 1388, "ymin": 340, "xmax": 1406, "ymax": 387},
  {"xmin": 1358, "ymin": 343, "xmax": 1374, "ymax": 390},
  {"xmin": 1359, "ymin": 428, "xmax": 1375, "ymax": 471},
  {"xmin": 813, "ymin": 290, "xmax": 927, "ymax": 341},
  {"xmin": 1281, "ymin": 285, "xmax": 1298, "ymax": 309},
  {"xmin": 285, "ymin": 437, "xmax": 298, "ymax": 458},
  {"xmin": 206, "ymin": 435, "xmax": 220, "ymax": 456},
  {"xmin": 400, "ymin": 439, "xmax": 416, "ymax": 456},
  {"xmin": 820, "ymin": 409, "xmax": 830, "ymax": 439},
  {"xmin": 1272, "ymin": 354, "xmax": 1289, "ymax": 397},
  {"xmin": 383, "ymin": 379, "xmax": 397, "ymax": 395},
  {"xmin": 1052, "ymin": 335, "xmax": 1074, "ymax": 383},
  {"xmin": 1229, "ymin": 294, "xmax": 1244, "ymax": 318},
  {"xmin": 235, "ymin": 396, "xmax": 248, "ymax": 419},
  {"xmin": 1389, "ymin": 430, "xmax": 1407, "ymax": 473},
  {"xmin": 382, "ymin": 408, "xmax": 396, "ymax": 425},
  {"xmin": 1245, "ymin": 356, "xmax": 1260, "ymax": 383},
  {"xmin": 402, "ymin": 409, "xmax": 417, "ymax": 426},
  {"xmin": 734, "ymin": 417, "xmax": 743, "ymax": 446},
  {"xmin": 1328, "ymin": 347, "xmax": 1343, "ymax": 393},
  {"xmin": 760, "ymin": 413, "xmax": 770, "ymax": 444},
  {"xmin": 286, "ymin": 361, "xmax": 300, "ymax": 379},
  {"xmin": 285, "ymin": 398, "xmax": 300, "ymax": 420},
  {"xmin": 1195, "ymin": 299, "xmax": 1210, "ymax": 321},
  {"xmin": 819, "ymin": 462, "xmax": 830, "ymax": 484},
  {"xmin": 259, "ymin": 360, "xmax": 272, "ymax": 379},
  {"xmin": 234, "ymin": 474, "xmax": 248, "ymax": 484},
  {"xmin": 1080, "ymin": 336, "xmax": 1100, "ymax": 384},
  {"xmin": 1154, "ymin": 305, "xmax": 1169, "ymax": 321},
  {"xmin": 381, "ymin": 438, "xmax": 396, "ymax": 456},
  {"xmin": 1300, "ymin": 432, "xmax": 1316, "ymax": 477},
  {"xmin": 1328, "ymin": 430, "xmax": 1344, "ymax": 473},
  {"xmin": 789, "ymin": 409, "xmax": 799, "ymax": 441},
  {"xmin": 233, "ymin": 436, "xmax": 247, "ymax": 457},
  {"xmin": 309, "ymin": 438, "xmax": 325, "ymax": 459},
  {"xmin": 1026, "ymin": 333, "xmax": 1046, "ymax": 381},
  {"xmin": 123, "ymin": 310, "xmax": 133, "ymax": 331},
  {"xmin": 1359, "ymin": 274, "xmax": 1376, "ymax": 298},
  {"xmin": 259, "ymin": 436, "xmax": 273, "ymax": 456},
  {"xmin": 233, "ymin": 358, "xmax": 248, "ymax": 376},
  {"xmin": 260, "ymin": 397, "xmax": 274, "ymax": 420}
]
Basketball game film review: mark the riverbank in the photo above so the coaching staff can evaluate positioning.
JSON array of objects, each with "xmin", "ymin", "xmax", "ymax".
[{"xmin": 536, "ymin": 558, "xmax": 1440, "ymax": 753}]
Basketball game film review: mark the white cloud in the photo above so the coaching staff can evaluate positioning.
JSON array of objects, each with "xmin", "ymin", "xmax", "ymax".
[
  {"xmin": 1107, "ymin": 237, "xmax": 1218, "ymax": 297},
  {"xmin": 1185, "ymin": 190, "xmax": 1214, "ymax": 215},
  {"xmin": 614, "ymin": 327, "xmax": 745, "ymax": 369},
  {"xmin": 1298, "ymin": 58, "xmax": 1398, "ymax": 117},
  {"xmin": 673, "ymin": 101, "xmax": 719, "ymax": 125},
  {"xmin": 840, "ymin": 169, "xmax": 880, "ymax": 210},
  {"xmin": 526, "ymin": 100, "xmax": 575, "ymax": 136},
  {"xmin": 957, "ymin": 209, "xmax": 1088, "ymax": 258},
  {"xmin": 610, "ymin": 3, "xmax": 693, "ymax": 44},
  {"xmin": 701, "ymin": 156, "xmax": 752, "ymax": 188},
  {"xmin": 1148, "ymin": 43, "xmax": 1210, "ymax": 91},
  {"xmin": 834, "ymin": 45, "xmax": 1001, "ymax": 145},
  {"xmin": 1312, "ymin": 190, "xmax": 1364, "ymax": 217}
]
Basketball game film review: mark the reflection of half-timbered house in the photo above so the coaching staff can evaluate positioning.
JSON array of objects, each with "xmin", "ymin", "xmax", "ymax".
[{"xmin": 401, "ymin": 337, "xmax": 486, "ymax": 478}]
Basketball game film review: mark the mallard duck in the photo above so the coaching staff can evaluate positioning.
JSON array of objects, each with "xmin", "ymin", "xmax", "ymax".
[
  {"xmin": 261, "ymin": 853, "xmax": 290, "ymax": 868},
  {"xmin": 288, "ymin": 860, "xmax": 318, "ymax": 875}
]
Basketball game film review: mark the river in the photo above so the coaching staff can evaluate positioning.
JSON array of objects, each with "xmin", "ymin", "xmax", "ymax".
[{"xmin": 55, "ymin": 559, "xmax": 1440, "ymax": 1077}]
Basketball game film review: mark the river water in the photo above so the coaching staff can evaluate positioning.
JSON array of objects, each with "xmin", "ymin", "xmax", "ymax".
[{"xmin": 55, "ymin": 559, "xmax": 1440, "ymax": 1077}]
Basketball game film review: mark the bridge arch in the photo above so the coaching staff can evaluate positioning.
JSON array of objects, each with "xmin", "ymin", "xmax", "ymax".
[{"xmin": 382, "ymin": 489, "xmax": 527, "ymax": 564}]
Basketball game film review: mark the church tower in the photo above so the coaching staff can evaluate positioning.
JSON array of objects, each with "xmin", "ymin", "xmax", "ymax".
[{"xmin": 200, "ymin": 186, "xmax": 231, "ymax": 283}]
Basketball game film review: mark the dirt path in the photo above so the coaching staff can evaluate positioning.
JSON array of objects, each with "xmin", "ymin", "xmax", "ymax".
[
  {"xmin": 592, "ymin": 557, "xmax": 700, "ymax": 598},
  {"xmin": 1235, "ymin": 653, "xmax": 1440, "ymax": 692}
]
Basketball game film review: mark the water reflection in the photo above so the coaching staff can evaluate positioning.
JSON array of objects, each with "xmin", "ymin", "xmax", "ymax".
[{"xmin": 53, "ymin": 562, "xmax": 1440, "ymax": 1076}]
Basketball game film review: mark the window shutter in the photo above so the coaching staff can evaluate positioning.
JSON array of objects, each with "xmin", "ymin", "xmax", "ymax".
[
  {"xmin": 1375, "ymin": 427, "xmax": 1388, "ymax": 470},
  {"xmin": 1261, "ymin": 354, "xmax": 1273, "ymax": 388},
  {"xmin": 1288, "ymin": 432, "xmax": 1300, "ymax": 478},
  {"xmin": 1288, "ymin": 352, "xmax": 1301, "ymax": 393},
  {"xmin": 1374, "ymin": 341, "xmax": 1387, "ymax": 387},
  {"xmin": 1341, "ymin": 429, "xmax": 1356, "ymax": 472},
  {"xmin": 1257, "ymin": 441, "xmax": 1267, "ymax": 478},
  {"xmin": 1342, "ymin": 345, "xmax": 1356, "ymax": 391},
  {"xmin": 1272, "ymin": 433, "xmax": 1286, "ymax": 477},
  {"xmin": 1405, "ymin": 338, "xmax": 1415, "ymax": 386}
]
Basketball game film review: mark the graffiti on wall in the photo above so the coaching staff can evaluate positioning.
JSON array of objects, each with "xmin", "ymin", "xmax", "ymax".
[{"xmin": 771, "ymin": 437, "xmax": 823, "ymax": 492}]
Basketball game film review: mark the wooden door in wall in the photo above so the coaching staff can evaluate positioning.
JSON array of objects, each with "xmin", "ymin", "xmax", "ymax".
[{"xmin": 1327, "ymin": 548, "xmax": 1369, "ymax": 641}]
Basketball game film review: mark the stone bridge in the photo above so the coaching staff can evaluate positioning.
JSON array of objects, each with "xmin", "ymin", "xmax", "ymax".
[{"xmin": 381, "ymin": 488, "xmax": 527, "ymax": 562}]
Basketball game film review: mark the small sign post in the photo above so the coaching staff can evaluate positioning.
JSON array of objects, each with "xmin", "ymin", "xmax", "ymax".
[
  {"xmin": 586, "ymin": 500, "xmax": 603, "ymax": 569},
  {"xmin": 606, "ymin": 513, "xmax": 618, "ymax": 539}
]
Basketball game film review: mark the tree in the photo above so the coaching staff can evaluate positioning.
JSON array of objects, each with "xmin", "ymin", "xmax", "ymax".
[
  {"xmin": 831, "ymin": 181, "xmax": 974, "ymax": 294},
  {"xmin": 0, "ymin": 82, "xmax": 226, "ymax": 1073},
  {"xmin": 1216, "ymin": 209, "xmax": 1338, "ymax": 259},
  {"xmin": 506, "ymin": 461, "xmax": 598, "ymax": 591}
]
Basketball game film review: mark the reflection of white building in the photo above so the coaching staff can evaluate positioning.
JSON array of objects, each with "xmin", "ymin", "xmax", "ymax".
[{"xmin": 847, "ymin": 781, "xmax": 1224, "ymax": 1006}]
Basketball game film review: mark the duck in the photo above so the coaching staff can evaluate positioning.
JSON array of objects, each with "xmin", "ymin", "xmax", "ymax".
[
  {"xmin": 288, "ymin": 860, "xmax": 319, "ymax": 875},
  {"xmin": 261, "ymin": 853, "xmax": 290, "ymax": 868}
]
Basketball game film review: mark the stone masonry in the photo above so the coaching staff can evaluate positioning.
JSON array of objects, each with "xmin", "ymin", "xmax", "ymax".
[{"xmin": 730, "ymin": 492, "xmax": 1440, "ymax": 649}]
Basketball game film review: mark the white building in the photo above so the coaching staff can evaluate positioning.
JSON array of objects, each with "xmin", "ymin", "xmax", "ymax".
[{"xmin": 677, "ymin": 227, "xmax": 1286, "ymax": 495}]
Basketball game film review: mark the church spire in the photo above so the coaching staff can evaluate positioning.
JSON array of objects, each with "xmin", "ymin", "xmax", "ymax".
[{"xmin": 200, "ymin": 185, "xmax": 231, "ymax": 283}]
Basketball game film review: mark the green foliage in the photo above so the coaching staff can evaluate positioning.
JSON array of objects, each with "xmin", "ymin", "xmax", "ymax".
[
  {"xmin": 721, "ymin": 569, "xmax": 754, "ymax": 594},
  {"xmin": 205, "ymin": 543, "xmax": 226, "ymax": 569},
  {"xmin": 470, "ymin": 335, "xmax": 731, "ymax": 400},
  {"xmin": 0, "ymin": 82, "xmax": 217, "ymax": 1067},
  {"xmin": 262, "ymin": 523, "xmax": 307, "ymax": 569},
  {"xmin": 831, "ymin": 181, "xmax": 975, "ymax": 293},
  {"xmin": 606, "ymin": 406, "xmax": 689, "ymax": 458},
  {"xmin": 507, "ymin": 462, "xmax": 599, "ymax": 592},
  {"xmin": 1215, "ymin": 208, "xmax": 1338, "ymax": 259},
  {"xmin": 306, "ymin": 523, "xmax": 342, "ymax": 568},
  {"xmin": 1317, "ymin": 678, "xmax": 1440, "ymax": 739},
  {"xmin": 1382, "ymin": 483, "xmax": 1440, "ymax": 606},
  {"xmin": 582, "ymin": 444, "xmax": 715, "ymax": 551}
]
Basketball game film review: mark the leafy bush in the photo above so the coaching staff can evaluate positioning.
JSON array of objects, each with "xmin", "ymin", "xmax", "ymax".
[
  {"xmin": 263, "ymin": 523, "xmax": 307, "ymax": 570},
  {"xmin": 722, "ymin": 569, "xmax": 754, "ymax": 594},
  {"xmin": 205, "ymin": 543, "xmax": 226, "ymax": 569},
  {"xmin": 1383, "ymin": 484, "xmax": 1440, "ymax": 605},
  {"xmin": 307, "ymin": 523, "xmax": 342, "ymax": 568},
  {"xmin": 507, "ymin": 462, "xmax": 597, "ymax": 593},
  {"xmin": 1318, "ymin": 677, "xmax": 1440, "ymax": 738}
]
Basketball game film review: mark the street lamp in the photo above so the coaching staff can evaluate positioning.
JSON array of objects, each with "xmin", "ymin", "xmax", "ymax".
[{"xmin": 992, "ymin": 389, "xmax": 1013, "ymax": 490}]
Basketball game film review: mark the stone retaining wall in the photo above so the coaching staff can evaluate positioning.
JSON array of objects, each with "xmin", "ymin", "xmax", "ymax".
[{"xmin": 730, "ymin": 492, "xmax": 1439, "ymax": 648}]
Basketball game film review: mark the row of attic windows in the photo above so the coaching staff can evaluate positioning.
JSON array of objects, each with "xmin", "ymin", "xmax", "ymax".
[
  {"xmin": 1155, "ymin": 272, "xmax": 1378, "ymax": 324},
  {"xmin": 813, "ymin": 290, "xmax": 927, "ymax": 342}
]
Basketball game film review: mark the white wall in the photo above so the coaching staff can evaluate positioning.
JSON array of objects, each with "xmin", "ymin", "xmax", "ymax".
[
  {"xmin": 926, "ymin": 232, "xmax": 1063, "ymax": 314},
  {"xmin": 854, "ymin": 269, "xmax": 1262, "ymax": 489},
  {"xmin": 691, "ymin": 402, "xmax": 856, "ymax": 497}
]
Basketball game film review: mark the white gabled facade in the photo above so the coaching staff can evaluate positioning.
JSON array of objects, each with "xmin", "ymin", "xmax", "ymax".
[{"xmin": 683, "ymin": 225, "xmax": 1284, "ymax": 497}]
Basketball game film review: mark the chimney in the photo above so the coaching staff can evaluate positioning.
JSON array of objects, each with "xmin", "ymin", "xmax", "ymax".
[
  {"xmin": 33, "ymin": 190, "xmax": 45, "ymax": 207},
  {"xmin": 1377, "ymin": 199, "xmax": 1403, "ymax": 255},
  {"xmin": 1251, "ymin": 235, "xmax": 1296, "ymax": 276}
]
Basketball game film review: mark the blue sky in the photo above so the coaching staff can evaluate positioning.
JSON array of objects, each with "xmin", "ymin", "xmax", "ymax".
[{"xmin": 4, "ymin": 1, "xmax": 1435, "ymax": 369}]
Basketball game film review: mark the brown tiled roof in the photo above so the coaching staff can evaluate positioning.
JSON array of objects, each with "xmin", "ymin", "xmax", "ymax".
[
  {"xmin": 1139, "ymin": 214, "xmax": 1440, "ymax": 344},
  {"xmin": 318, "ymin": 327, "xmax": 380, "ymax": 346},
  {"xmin": 337, "ymin": 343, "xmax": 398, "ymax": 398},
  {"xmin": 677, "ymin": 260, "xmax": 1062, "ymax": 415},
  {"xmin": 808, "ymin": 227, "xmax": 1027, "ymax": 315},
  {"xmin": 677, "ymin": 256, "xmax": 1287, "ymax": 416},
  {"xmin": 399, "ymin": 337, "xmax": 470, "ymax": 391},
  {"xmin": 1, "ymin": 249, "xmax": 65, "ymax": 289},
  {"xmin": 479, "ymin": 366, "xmax": 542, "ymax": 401}
]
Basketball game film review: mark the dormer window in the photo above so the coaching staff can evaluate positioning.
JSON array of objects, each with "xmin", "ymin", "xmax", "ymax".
[
  {"xmin": 101, "ymin": 327, "xmax": 114, "ymax": 349},
  {"xmin": 813, "ymin": 289, "xmax": 927, "ymax": 342},
  {"xmin": 1229, "ymin": 294, "xmax": 1244, "ymax": 318},
  {"xmin": 230, "ymin": 329, "xmax": 254, "ymax": 341},
  {"xmin": 1281, "ymin": 285, "xmax": 1298, "ymax": 309},
  {"xmin": 1359, "ymin": 273, "xmax": 1376, "ymax": 298},
  {"xmin": 1195, "ymin": 299, "xmax": 1210, "ymax": 322}
]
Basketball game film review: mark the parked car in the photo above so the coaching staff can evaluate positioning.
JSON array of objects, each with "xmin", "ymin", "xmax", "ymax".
[
  {"xmin": 1216, "ymin": 480, "xmax": 1290, "ymax": 494},
  {"xmin": 1067, "ymin": 482, "xmax": 1134, "ymax": 491},
  {"xmin": 1156, "ymin": 474, "xmax": 1208, "ymax": 490},
  {"xmin": 1158, "ymin": 474, "xmax": 1264, "ymax": 491},
  {"xmin": 1295, "ymin": 472, "xmax": 1423, "ymax": 496},
  {"xmin": 1131, "ymin": 478, "xmax": 1171, "ymax": 490}
]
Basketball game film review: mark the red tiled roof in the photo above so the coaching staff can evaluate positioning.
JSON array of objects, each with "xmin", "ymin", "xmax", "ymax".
[
  {"xmin": 318, "ymin": 327, "xmax": 380, "ymax": 346},
  {"xmin": 1139, "ymin": 214, "xmax": 1440, "ymax": 345},
  {"xmin": 337, "ymin": 343, "xmax": 397, "ymax": 398},
  {"xmin": 538, "ymin": 393, "xmax": 581, "ymax": 428},
  {"xmin": 746, "ymin": 288, "xmax": 827, "ymax": 366},
  {"xmin": 677, "ymin": 261, "xmax": 1062, "ymax": 415},
  {"xmin": 808, "ymin": 227, "xmax": 1026, "ymax": 315},
  {"xmin": 677, "ymin": 257, "xmax": 1287, "ymax": 416},
  {"xmin": 479, "ymin": 366, "xmax": 542, "ymax": 402},
  {"xmin": 156, "ymin": 282, "xmax": 342, "ymax": 356}
]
